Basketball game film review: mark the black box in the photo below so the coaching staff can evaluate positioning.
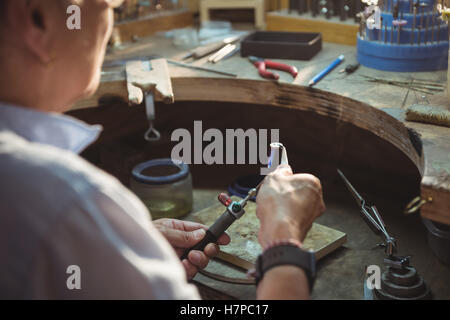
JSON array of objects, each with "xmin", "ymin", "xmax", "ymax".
[{"xmin": 240, "ymin": 31, "xmax": 322, "ymax": 60}]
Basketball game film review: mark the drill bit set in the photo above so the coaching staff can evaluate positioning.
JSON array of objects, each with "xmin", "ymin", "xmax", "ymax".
[
  {"xmin": 275, "ymin": 0, "xmax": 366, "ymax": 22},
  {"xmin": 357, "ymin": 0, "xmax": 449, "ymax": 71}
]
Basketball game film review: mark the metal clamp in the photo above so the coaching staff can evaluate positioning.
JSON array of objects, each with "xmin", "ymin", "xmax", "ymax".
[
  {"xmin": 144, "ymin": 121, "xmax": 161, "ymax": 142},
  {"xmin": 404, "ymin": 196, "xmax": 433, "ymax": 215},
  {"xmin": 143, "ymin": 91, "xmax": 161, "ymax": 142}
]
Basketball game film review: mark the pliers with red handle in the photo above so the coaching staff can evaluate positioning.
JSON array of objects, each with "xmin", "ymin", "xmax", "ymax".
[{"xmin": 248, "ymin": 56, "xmax": 298, "ymax": 80}]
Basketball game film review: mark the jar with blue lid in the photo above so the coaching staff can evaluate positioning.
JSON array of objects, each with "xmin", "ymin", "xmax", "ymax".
[{"xmin": 130, "ymin": 158, "xmax": 193, "ymax": 220}]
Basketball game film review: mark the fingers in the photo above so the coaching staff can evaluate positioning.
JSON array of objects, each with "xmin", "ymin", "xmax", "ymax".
[
  {"xmin": 217, "ymin": 232, "xmax": 231, "ymax": 245},
  {"xmin": 173, "ymin": 220, "xmax": 209, "ymax": 232},
  {"xmin": 272, "ymin": 164, "xmax": 293, "ymax": 176},
  {"xmin": 154, "ymin": 218, "xmax": 208, "ymax": 232},
  {"xmin": 204, "ymin": 243, "xmax": 220, "ymax": 257},
  {"xmin": 155, "ymin": 218, "xmax": 230, "ymax": 247},
  {"xmin": 181, "ymin": 250, "xmax": 211, "ymax": 280},
  {"xmin": 188, "ymin": 250, "xmax": 209, "ymax": 269},
  {"xmin": 182, "ymin": 259, "xmax": 198, "ymax": 280},
  {"xmin": 160, "ymin": 227, "xmax": 206, "ymax": 248}
]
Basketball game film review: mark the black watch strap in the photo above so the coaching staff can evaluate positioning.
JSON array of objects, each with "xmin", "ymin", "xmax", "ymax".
[{"xmin": 254, "ymin": 244, "xmax": 316, "ymax": 292}]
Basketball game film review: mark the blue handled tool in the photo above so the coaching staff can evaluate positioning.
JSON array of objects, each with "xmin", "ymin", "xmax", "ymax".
[{"xmin": 308, "ymin": 54, "xmax": 345, "ymax": 86}]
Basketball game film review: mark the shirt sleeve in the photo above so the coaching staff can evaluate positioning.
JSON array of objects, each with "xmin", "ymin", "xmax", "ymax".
[{"xmin": 26, "ymin": 179, "xmax": 201, "ymax": 300}]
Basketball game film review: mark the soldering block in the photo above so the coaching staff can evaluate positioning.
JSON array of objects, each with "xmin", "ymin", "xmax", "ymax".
[{"xmin": 406, "ymin": 104, "xmax": 450, "ymax": 128}]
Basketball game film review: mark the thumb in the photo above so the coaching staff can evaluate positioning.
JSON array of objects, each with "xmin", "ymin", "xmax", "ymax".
[
  {"xmin": 273, "ymin": 164, "xmax": 293, "ymax": 176},
  {"xmin": 163, "ymin": 228, "xmax": 206, "ymax": 248}
]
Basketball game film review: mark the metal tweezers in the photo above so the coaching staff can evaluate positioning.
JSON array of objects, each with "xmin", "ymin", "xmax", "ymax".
[{"xmin": 337, "ymin": 169, "xmax": 397, "ymax": 256}]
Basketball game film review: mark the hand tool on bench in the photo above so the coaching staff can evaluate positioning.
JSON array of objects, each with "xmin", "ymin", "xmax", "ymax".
[
  {"xmin": 103, "ymin": 55, "xmax": 238, "ymax": 77},
  {"xmin": 125, "ymin": 58, "xmax": 174, "ymax": 141},
  {"xmin": 337, "ymin": 169, "xmax": 430, "ymax": 300},
  {"xmin": 308, "ymin": 54, "xmax": 345, "ymax": 86},
  {"xmin": 339, "ymin": 63, "xmax": 360, "ymax": 74},
  {"xmin": 180, "ymin": 186, "xmax": 261, "ymax": 261},
  {"xmin": 248, "ymin": 56, "xmax": 298, "ymax": 80},
  {"xmin": 181, "ymin": 35, "xmax": 241, "ymax": 61},
  {"xmin": 207, "ymin": 43, "xmax": 237, "ymax": 63}
]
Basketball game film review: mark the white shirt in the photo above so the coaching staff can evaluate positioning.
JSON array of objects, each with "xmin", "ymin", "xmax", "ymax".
[{"xmin": 0, "ymin": 103, "xmax": 200, "ymax": 299}]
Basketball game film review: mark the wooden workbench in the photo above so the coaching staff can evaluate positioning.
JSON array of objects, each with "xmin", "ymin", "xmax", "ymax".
[
  {"xmin": 75, "ymin": 34, "xmax": 450, "ymax": 226},
  {"xmin": 70, "ymin": 34, "xmax": 450, "ymax": 299}
]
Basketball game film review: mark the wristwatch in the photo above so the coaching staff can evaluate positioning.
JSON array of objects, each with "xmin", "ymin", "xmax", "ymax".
[{"xmin": 254, "ymin": 242, "xmax": 316, "ymax": 291}]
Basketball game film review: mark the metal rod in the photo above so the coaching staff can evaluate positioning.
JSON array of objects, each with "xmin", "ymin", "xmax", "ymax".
[
  {"xmin": 385, "ymin": 21, "xmax": 388, "ymax": 43},
  {"xmin": 312, "ymin": 0, "xmax": 318, "ymax": 17},
  {"xmin": 409, "ymin": 0, "xmax": 413, "ymax": 13},
  {"xmin": 420, "ymin": 3, "xmax": 424, "ymax": 27},
  {"xmin": 438, "ymin": 17, "xmax": 441, "ymax": 43},
  {"xmin": 167, "ymin": 60, "xmax": 237, "ymax": 77},
  {"xmin": 326, "ymin": 0, "xmax": 332, "ymax": 19},
  {"xmin": 412, "ymin": 6, "xmax": 416, "ymax": 44},
  {"xmin": 418, "ymin": 26, "xmax": 421, "ymax": 45},
  {"xmin": 340, "ymin": 0, "xmax": 346, "ymax": 21},
  {"xmin": 425, "ymin": 8, "xmax": 429, "ymax": 43},
  {"xmin": 391, "ymin": 21, "xmax": 394, "ymax": 44},
  {"xmin": 354, "ymin": 0, "xmax": 361, "ymax": 23},
  {"xmin": 380, "ymin": 17, "xmax": 383, "ymax": 42},
  {"xmin": 431, "ymin": 7, "xmax": 435, "ymax": 42},
  {"xmin": 299, "ymin": 0, "xmax": 306, "ymax": 14}
]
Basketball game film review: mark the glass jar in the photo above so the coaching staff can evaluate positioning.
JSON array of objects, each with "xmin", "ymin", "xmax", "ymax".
[{"xmin": 130, "ymin": 158, "xmax": 193, "ymax": 220}]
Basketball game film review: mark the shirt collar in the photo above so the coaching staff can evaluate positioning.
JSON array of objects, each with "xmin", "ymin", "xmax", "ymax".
[{"xmin": 0, "ymin": 102, "xmax": 102, "ymax": 154}]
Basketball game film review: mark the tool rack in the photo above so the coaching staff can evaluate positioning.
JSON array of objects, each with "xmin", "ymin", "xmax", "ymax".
[{"xmin": 357, "ymin": 0, "xmax": 449, "ymax": 71}]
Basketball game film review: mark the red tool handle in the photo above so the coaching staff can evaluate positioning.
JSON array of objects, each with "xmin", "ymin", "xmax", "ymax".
[
  {"xmin": 265, "ymin": 61, "xmax": 298, "ymax": 78},
  {"xmin": 254, "ymin": 62, "xmax": 279, "ymax": 80},
  {"xmin": 218, "ymin": 193, "xmax": 232, "ymax": 207}
]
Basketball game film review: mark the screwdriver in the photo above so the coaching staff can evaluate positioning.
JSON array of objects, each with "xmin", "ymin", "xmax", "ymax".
[{"xmin": 339, "ymin": 63, "xmax": 360, "ymax": 74}]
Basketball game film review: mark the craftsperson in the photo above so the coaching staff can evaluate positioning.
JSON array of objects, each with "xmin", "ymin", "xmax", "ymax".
[{"xmin": 0, "ymin": 0, "xmax": 325, "ymax": 299}]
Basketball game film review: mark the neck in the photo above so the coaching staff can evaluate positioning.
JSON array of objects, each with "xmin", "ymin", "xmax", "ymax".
[{"xmin": 0, "ymin": 45, "xmax": 66, "ymax": 113}]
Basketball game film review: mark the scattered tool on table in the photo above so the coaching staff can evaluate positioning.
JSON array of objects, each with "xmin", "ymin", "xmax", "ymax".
[
  {"xmin": 337, "ymin": 169, "xmax": 430, "ymax": 300},
  {"xmin": 207, "ymin": 43, "xmax": 237, "ymax": 63},
  {"xmin": 166, "ymin": 59, "xmax": 238, "ymax": 77},
  {"xmin": 103, "ymin": 55, "xmax": 237, "ymax": 77},
  {"xmin": 309, "ymin": 54, "xmax": 345, "ymax": 86},
  {"xmin": 339, "ymin": 63, "xmax": 360, "ymax": 74},
  {"xmin": 212, "ymin": 46, "xmax": 240, "ymax": 63},
  {"xmin": 248, "ymin": 56, "xmax": 298, "ymax": 81},
  {"xmin": 182, "ymin": 35, "xmax": 241, "ymax": 61},
  {"xmin": 360, "ymin": 75, "xmax": 445, "ymax": 95}
]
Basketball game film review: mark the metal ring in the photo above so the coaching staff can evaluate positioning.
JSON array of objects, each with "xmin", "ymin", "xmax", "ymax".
[{"xmin": 404, "ymin": 196, "xmax": 433, "ymax": 215}]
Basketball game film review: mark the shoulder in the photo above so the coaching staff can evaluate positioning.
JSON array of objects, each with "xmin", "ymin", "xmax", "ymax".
[{"xmin": 0, "ymin": 130, "xmax": 149, "ymax": 224}]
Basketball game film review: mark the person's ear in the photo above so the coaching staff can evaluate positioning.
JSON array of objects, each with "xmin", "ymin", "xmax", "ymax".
[{"xmin": 7, "ymin": 0, "xmax": 53, "ymax": 64}]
